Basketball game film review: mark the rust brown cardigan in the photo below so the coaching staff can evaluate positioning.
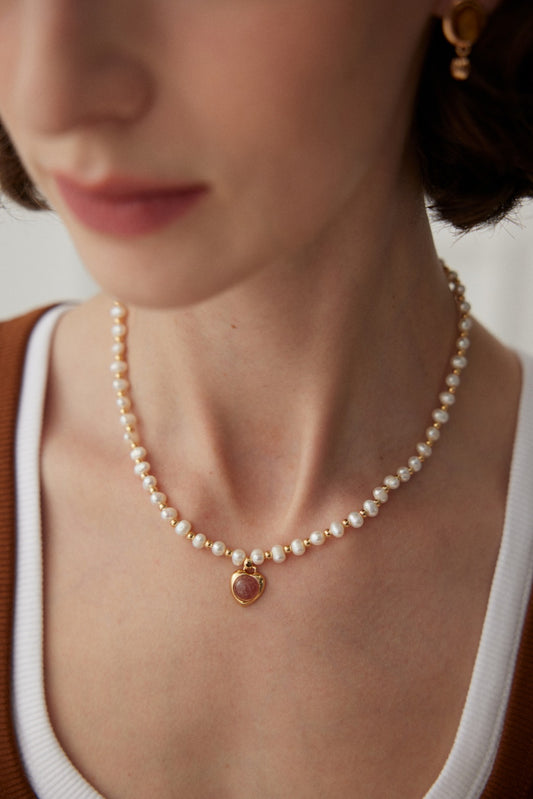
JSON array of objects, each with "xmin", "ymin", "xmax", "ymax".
[{"xmin": 1, "ymin": 308, "xmax": 532, "ymax": 798}]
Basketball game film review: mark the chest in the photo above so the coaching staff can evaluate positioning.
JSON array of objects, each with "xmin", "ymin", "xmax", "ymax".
[{"xmin": 41, "ymin": 488, "xmax": 498, "ymax": 799}]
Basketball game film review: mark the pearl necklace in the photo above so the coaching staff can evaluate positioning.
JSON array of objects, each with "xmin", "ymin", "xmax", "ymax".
[{"xmin": 110, "ymin": 264, "xmax": 472, "ymax": 606}]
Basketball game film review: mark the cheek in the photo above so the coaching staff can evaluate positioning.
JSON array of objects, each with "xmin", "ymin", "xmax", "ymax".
[{"xmin": 175, "ymin": 2, "xmax": 425, "ymax": 232}]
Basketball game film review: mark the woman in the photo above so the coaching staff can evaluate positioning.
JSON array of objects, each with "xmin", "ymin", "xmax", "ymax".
[{"xmin": 0, "ymin": 0, "xmax": 532, "ymax": 796}]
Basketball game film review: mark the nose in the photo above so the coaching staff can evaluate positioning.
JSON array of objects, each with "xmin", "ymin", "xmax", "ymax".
[{"xmin": 13, "ymin": 0, "xmax": 153, "ymax": 133}]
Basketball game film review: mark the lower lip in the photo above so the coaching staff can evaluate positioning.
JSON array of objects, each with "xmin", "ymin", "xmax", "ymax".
[{"xmin": 55, "ymin": 178, "xmax": 207, "ymax": 237}]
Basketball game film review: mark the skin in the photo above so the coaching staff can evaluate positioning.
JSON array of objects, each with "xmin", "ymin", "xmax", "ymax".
[{"xmin": 0, "ymin": 0, "xmax": 519, "ymax": 797}]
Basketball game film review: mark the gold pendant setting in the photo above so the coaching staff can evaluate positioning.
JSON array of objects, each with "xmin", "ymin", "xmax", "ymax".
[{"xmin": 231, "ymin": 560, "xmax": 266, "ymax": 606}]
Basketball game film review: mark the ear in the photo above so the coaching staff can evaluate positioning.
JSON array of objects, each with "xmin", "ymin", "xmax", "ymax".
[{"xmin": 432, "ymin": 0, "xmax": 501, "ymax": 17}]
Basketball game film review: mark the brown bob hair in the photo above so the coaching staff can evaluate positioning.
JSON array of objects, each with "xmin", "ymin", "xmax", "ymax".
[{"xmin": 0, "ymin": 0, "xmax": 531, "ymax": 231}]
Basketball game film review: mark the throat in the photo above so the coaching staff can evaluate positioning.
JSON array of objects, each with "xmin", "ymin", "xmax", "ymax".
[{"xmin": 108, "ymin": 264, "xmax": 471, "ymax": 605}]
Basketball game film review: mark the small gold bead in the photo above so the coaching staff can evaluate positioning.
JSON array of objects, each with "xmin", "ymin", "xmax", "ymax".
[
  {"xmin": 170, "ymin": 519, "xmax": 178, "ymax": 527},
  {"xmin": 206, "ymin": 540, "xmax": 213, "ymax": 549},
  {"xmin": 265, "ymin": 551, "xmax": 273, "ymax": 560},
  {"xmin": 304, "ymin": 539, "xmax": 311, "ymax": 547},
  {"xmin": 224, "ymin": 549, "xmax": 232, "ymax": 558},
  {"xmin": 342, "ymin": 519, "xmax": 349, "ymax": 527},
  {"xmin": 284, "ymin": 545, "xmax": 291, "ymax": 554},
  {"xmin": 186, "ymin": 532, "xmax": 194, "ymax": 541}
]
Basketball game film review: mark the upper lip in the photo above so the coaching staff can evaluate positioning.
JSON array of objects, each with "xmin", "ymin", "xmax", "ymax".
[{"xmin": 54, "ymin": 173, "xmax": 207, "ymax": 199}]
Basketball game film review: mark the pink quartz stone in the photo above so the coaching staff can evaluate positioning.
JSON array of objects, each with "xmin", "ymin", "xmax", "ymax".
[{"xmin": 233, "ymin": 573, "xmax": 260, "ymax": 603}]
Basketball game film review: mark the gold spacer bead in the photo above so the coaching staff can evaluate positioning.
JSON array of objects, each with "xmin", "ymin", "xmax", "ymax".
[
  {"xmin": 325, "ymin": 530, "xmax": 332, "ymax": 537},
  {"xmin": 304, "ymin": 539, "xmax": 311, "ymax": 547},
  {"xmin": 186, "ymin": 532, "xmax": 194, "ymax": 541},
  {"xmin": 170, "ymin": 519, "xmax": 178, "ymax": 527},
  {"xmin": 224, "ymin": 549, "xmax": 232, "ymax": 558},
  {"xmin": 284, "ymin": 545, "xmax": 291, "ymax": 554},
  {"xmin": 265, "ymin": 551, "xmax": 273, "ymax": 560},
  {"xmin": 206, "ymin": 540, "xmax": 213, "ymax": 549},
  {"xmin": 342, "ymin": 519, "xmax": 350, "ymax": 527}
]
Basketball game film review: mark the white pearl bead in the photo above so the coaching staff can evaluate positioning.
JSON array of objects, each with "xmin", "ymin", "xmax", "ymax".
[
  {"xmin": 328, "ymin": 521, "xmax": 345, "ymax": 538},
  {"xmin": 290, "ymin": 538, "xmax": 306, "ymax": 556},
  {"xmin": 457, "ymin": 337, "xmax": 470, "ymax": 350},
  {"xmin": 133, "ymin": 461, "xmax": 150, "ymax": 476},
  {"xmin": 397, "ymin": 467, "xmax": 411, "ymax": 482},
  {"xmin": 130, "ymin": 446, "xmax": 147, "ymax": 461},
  {"xmin": 271, "ymin": 545, "xmax": 287, "ymax": 563},
  {"xmin": 348, "ymin": 511, "xmax": 364, "ymax": 528},
  {"xmin": 432, "ymin": 408, "xmax": 449, "ymax": 425},
  {"xmin": 110, "ymin": 304, "xmax": 126, "ymax": 318},
  {"xmin": 175, "ymin": 520, "xmax": 191, "ymax": 536},
  {"xmin": 459, "ymin": 317, "xmax": 472, "ymax": 331},
  {"xmin": 384, "ymin": 475, "xmax": 400, "ymax": 490},
  {"xmin": 408, "ymin": 456, "xmax": 422, "ymax": 472},
  {"xmin": 363, "ymin": 499, "xmax": 379, "ymax": 517},
  {"xmin": 460, "ymin": 301, "xmax": 471, "ymax": 314},
  {"xmin": 119, "ymin": 413, "xmax": 137, "ymax": 427},
  {"xmin": 111, "ymin": 323, "xmax": 126, "ymax": 338},
  {"xmin": 161, "ymin": 507, "xmax": 178, "ymax": 521},
  {"xmin": 426, "ymin": 426, "xmax": 440, "ymax": 442},
  {"xmin": 142, "ymin": 475, "xmax": 157, "ymax": 490},
  {"xmin": 309, "ymin": 530, "xmax": 326, "ymax": 546},
  {"xmin": 212, "ymin": 540, "xmax": 226, "ymax": 557},
  {"xmin": 373, "ymin": 487, "xmax": 388, "ymax": 504},
  {"xmin": 112, "ymin": 377, "xmax": 129, "ymax": 391},
  {"xmin": 110, "ymin": 360, "xmax": 127, "ymax": 373},
  {"xmin": 123, "ymin": 431, "xmax": 140, "ymax": 445},
  {"xmin": 251, "ymin": 548, "xmax": 265, "ymax": 565},
  {"xmin": 416, "ymin": 442, "xmax": 432, "ymax": 458},
  {"xmin": 446, "ymin": 373, "xmax": 460, "ymax": 387},
  {"xmin": 451, "ymin": 355, "xmax": 467, "ymax": 370},
  {"xmin": 439, "ymin": 391, "xmax": 456, "ymax": 407},
  {"xmin": 111, "ymin": 343, "xmax": 125, "ymax": 356},
  {"xmin": 150, "ymin": 491, "xmax": 166, "ymax": 505},
  {"xmin": 232, "ymin": 548, "xmax": 246, "ymax": 566},
  {"xmin": 116, "ymin": 396, "xmax": 131, "ymax": 410},
  {"xmin": 193, "ymin": 533, "xmax": 207, "ymax": 550}
]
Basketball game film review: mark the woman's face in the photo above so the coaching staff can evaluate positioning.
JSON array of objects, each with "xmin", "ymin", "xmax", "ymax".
[{"xmin": 0, "ymin": 0, "xmax": 437, "ymax": 307}]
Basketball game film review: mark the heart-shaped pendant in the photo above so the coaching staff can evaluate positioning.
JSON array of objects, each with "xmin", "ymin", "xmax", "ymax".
[{"xmin": 231, "ymin": 562, "xmax": 266, "ymax": 606}]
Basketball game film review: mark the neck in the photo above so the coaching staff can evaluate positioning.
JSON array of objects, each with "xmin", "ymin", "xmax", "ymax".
[{"xmin": 106, "ymin": 172, "xmax": 457, "ymax": 540}]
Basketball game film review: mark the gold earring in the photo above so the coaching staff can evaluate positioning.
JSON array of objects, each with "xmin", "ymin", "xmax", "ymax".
[{"xmin": 442, "ymin": 0, "xmax": 487, "ymax": 80}]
